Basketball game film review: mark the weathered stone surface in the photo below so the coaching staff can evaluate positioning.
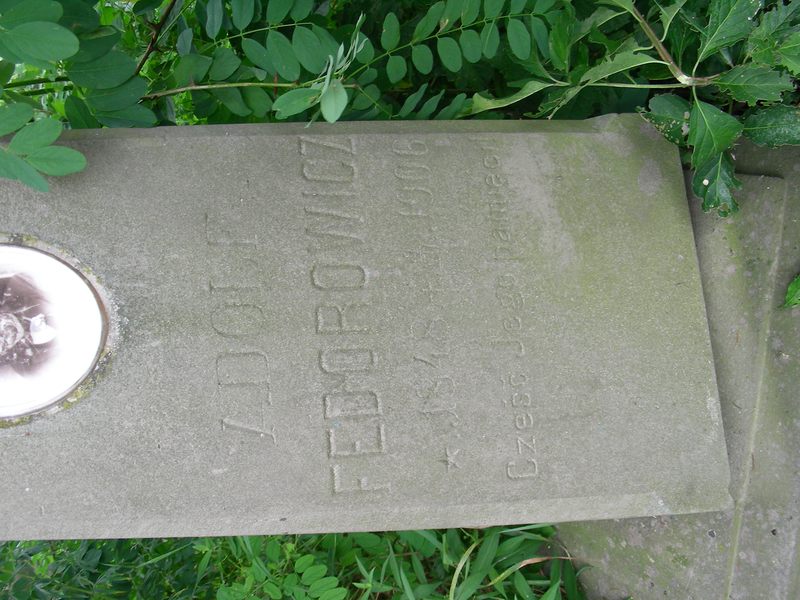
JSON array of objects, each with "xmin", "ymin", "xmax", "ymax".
[
  {"xmin": 558, "ymin": 144, "xmax": 800, "ymax": 600},
  {"xmin": 0, "ymin": 115, "xmax": 730, "ymax": 540}
]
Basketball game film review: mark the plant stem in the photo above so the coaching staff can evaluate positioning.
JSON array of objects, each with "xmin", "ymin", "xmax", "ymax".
[
  {"xmin": 586, "ymin": 82, "xmax": 689, "ymax": 89},
  {"xmin": 135, "ymin": 0, "xmax": 180, "ymax": 75},
  {"xmin": 21, "ymin": 85, "xmax": 73, "ymax": 96},
  {"xmin": 5, "ymin": 76, "xmax": 70, "ymax": 88},
  {"xmin": 143, "ymin": 81, "xmax": 359, "ymax": 100},
  {"xmin": 629, "ymin": 3, "xmax": 717, "ymax": 86}
]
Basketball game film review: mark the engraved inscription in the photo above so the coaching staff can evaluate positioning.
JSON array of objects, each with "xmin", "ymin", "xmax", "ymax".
[
  {"xmin": 391, "ymin": 138, "xmax": 465, "ymax": 475},
  {"xmin": 301, "ymin": 135, "xmax": 389, "ymax": 494},
  {"xmin": 471, "ymin": 137, "xmax": 540, "ymax": 480},
  {"xmin": 206, "ymin": 204, "xmax": 275, "ymax": 444},
  {"xmin": 502, "ymin": 372, "xmax": 538, "ymax": 479}
]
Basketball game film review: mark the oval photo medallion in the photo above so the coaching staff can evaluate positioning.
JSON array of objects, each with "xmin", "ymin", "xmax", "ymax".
[{"xmin": 0, "ymin": 244, "xmax": 106, "ymax": 419}]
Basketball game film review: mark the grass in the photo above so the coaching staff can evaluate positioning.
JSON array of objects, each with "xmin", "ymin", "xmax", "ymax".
[{"xmin": 0, "ymin": 525, "xmax": 585, "ymax": 599}]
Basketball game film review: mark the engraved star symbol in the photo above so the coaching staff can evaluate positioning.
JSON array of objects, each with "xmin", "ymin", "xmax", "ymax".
[{"xmin": 442, "ymin": 447, "xmax": 461, "ymax": 472}]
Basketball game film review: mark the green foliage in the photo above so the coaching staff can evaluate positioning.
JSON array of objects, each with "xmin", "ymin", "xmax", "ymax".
[
  {"xmin": 0, "ymin": 0, "xmax": 797, "ymax": 202},
  {"xmin": 786, "ymin": 273, "xmax": 800, "ymax": 307},
  {"xmin": 0, "ymin": 526, "xmax": 582, "ymax": 599},
  {"xmin": 0, "ymin": 3, "xmax": 796, "ymax": 276}
]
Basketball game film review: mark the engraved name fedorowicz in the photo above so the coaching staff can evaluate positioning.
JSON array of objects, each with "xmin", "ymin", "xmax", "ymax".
[{"xmin": 0, "ymin": 117, "xmax": 731, "ymax": 539}]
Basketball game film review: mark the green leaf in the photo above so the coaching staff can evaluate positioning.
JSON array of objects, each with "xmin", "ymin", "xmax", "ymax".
[
  {"xmin": 484, "ymin": 0, "xmax": 505, "ymax": 19},
  {"xmin": 320, "ymin": 79, "xmax": 347, "ymax": 123},
  {"xmin": 291, "ymin": 0, "xmax": 314, "ymax": 20},
  {"xmin": 132, "ymin": 0, "xmax": 163, "ymax": 15},
  {"xmin": 398, "ymin": 83, "xmax": 428, "ymax": 117},
  {"xmin": 68, "ymin": 50, "xmax": 137, "ymax": 89},
  {"xmin": 548, "ymin": 9, "xmax": 573, "ymax": 70},
  {"xmin": 0, "ymin": 0, "xmax": 62, "ymax": 28},
  {"xmin": 95, "ymin": 104, "xmax": 157, "ymax": 128},
  {"xmin": 1, "ymin": 21, "xmax": 78, "ymax": 62},
  {"xmin": 692, "ymin": 151, "xmax": 741, "ymax": 215},
  {"xmin": 414, "ymin": 89, "xmax": 445, "ymax": 119},
  {"xmin": 480, "ymin": 22, "xmax": 500, "ymax": 58},
  {"xmin": 411, "ymin": 44, "xmax": 434, "ymax": 74},
  {"xmin": 272, "ymin": 87, "xmax": 319, "ymax": 119},
  {"xmin": 0, "ymin": 149, "xmax": 48, "ymax": 191},
  {"xmin": 714, "ymin": 64, "xmax": 793, "ymax": 106},
  {"xmin": 658, "ymin": 0, "xmax": 687, "ymax": 38},
  {"xmin": 263, "ymin": 581, "xmax": 282, "ymax": 600},
  {"xmin": 352, "ymin": 83, "xmax": 380, "ymax": 110},
  {"xmin": 176, "ymin": 28, "xmax": 193, "ymax": 55},
  {"xmin": 435, "ymin": 92, "xmax": 467, "ymax": 119},
  {"xmin": 300, "ymin": 565, "xmax": 327, "ymax": 585},
  {"xmin": 293, "ymin": 26, "xmax": 326, "ymax": 74},
  {"xmin": 0, "ymin": 59, "xmax": 13, "ymax": 84},
  {"xmin": 386, "ymin": 54, "xmax": 407, "ymax": 83},
  {"xmin": 579, "ymin": 52, "xmax": 663, "ymax": 84},
  {"xmin": 317, "ymin": 589, "xmax": 347, "ymax": 600},
  {"xmin": 459, "ymin": 29, "xmax": 482, "ymax": 63},
  {"xmin": 241, "ymin": 86, "xmax": 272, "ymax": 117},
  {"xmin": 469, "ymin": 79, "xmax": 552, "ymax": 114},
  {"xmin": 355, "ymin": 34, "xmax": 374, "ymax": 63},
  {"xmin": 688, "ymin": 99, "xmax": 743, "ymax": 168},
  {"xmin": 205, "ymin": 0, "xmax": 223, "ymax": 38},
  {"xmin": 442, "ymin": 0, "xmax": 464, "ymax": 30},
  {"xmin": 312, "ymin": 24, "xmax": 340, "ymax": 58},
  {"xmin": 598, "ymin": 0, "xmax": 635, "ymax": 12},
  {"xmin": 539, "ymin": 581, "xmax": 562, "ymax": 600},
  {"xmin": 785, "ymin": 274, "xmax": 800, "ymax": 307},
  {"xmin": 640, "ymin": 93, "xmax": 691, "ymax": 145},
  {"xmin": 242, "ymin": 38, "xmax": 274, "ymax": 73},
  {"xmin": 506, "ymin": 18, "xmax": 531, "ymax": 59},
  {"xmin": 743, "ymin": 104, "xmax": 800, "ymax": 147},
  {"xmin": 24, "ymin": 145, "xmax": 86, "ymax": 176},
  {"xmin": 530, "ymin": 16, "xmax": 549, "ymax": 58},
  {"xmin": 308, "ymin": 576, "xmax": 338, "ymax": 597},
  {"xmin": 85, "ymin": 76, "xmax": 147, "ymax": 112},
  {"xmin": 575, "ymin": 7, "xmax": 625, "ymax": 44},
  {"xmin": 267, "ymin": 30, "xmax": 300, "ymax": 81},
  {"xmin": 562, "ymin": 559, "xmax": 580, "ymax": 600},
  {"xmin": 437, "ymin": 36, "xmax": 462, "ymax": 72},
  {"xmin": 212, "ymin": 88, "xmax": 251, "ymax": 116},
  {"xmin": 8, "ymin": 118, "xmax": 62, "ymax": 155},
  {"xmin": 58, "ymin": 0, "xmax": 101, "ymax": 34},
  {"xmin": 747, "ymin": 1, "xmax": 800, "ymax": 64},
  {"xmin": 777, "ymin": 32, "xmax": 800, "ymax": 74},
  {"xmin": 209, "ymin": 47, "xmax": 242, "ymax": 80},
  {"xmin": 473, "ymin": 532, "xmax": 500, "ymax": 573},
  {"xmin": 381, "ymin": 12, "xmax": 400, "ymax": 51},
  {"xmin": 461, "ymin": 0, "xmax": 480, "ymax": 25},
  {"xmin": 0, "ymin": 103, "xmax": 32, "ymax": 136},
  {"xmin": 174, "ymin": 53, "xmax": 212, "ymax": 86},
  {"xmin": 64, "ymin": 96, "xmax": 100, "ymax": 129},
  {"xmin": 413, "ymin": 2, "xmax": 444, "ymax": 41},
  {"xmin": 71, "ymin": 26, "xmax": 121, "ymax": 63},
  {"xmin": 231, "ymin": 0, "xmax": 254, "ymax": 30},
  {"xmin": 266, "ymin": 0, "xmax": 294, "ymax": 24},
  {"xmin": 697, "ymin": 0, "xmax": 761, "ymax": 64}
]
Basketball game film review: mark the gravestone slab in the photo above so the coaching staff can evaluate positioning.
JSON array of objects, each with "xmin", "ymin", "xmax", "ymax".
[
  {"xmin": 0, "ymin": 115, "xmax": 731, "ymax": 540},
  {"xmin": 558, "ymin": 144, "xmax": 800, "ymax": 600}
]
